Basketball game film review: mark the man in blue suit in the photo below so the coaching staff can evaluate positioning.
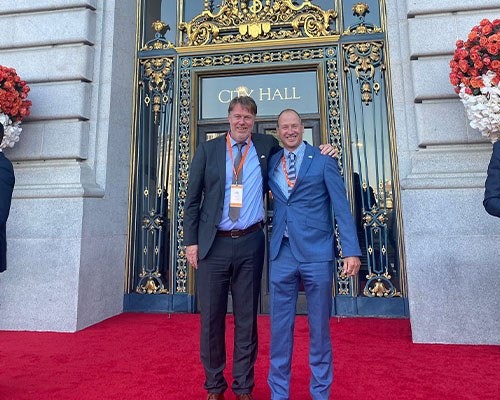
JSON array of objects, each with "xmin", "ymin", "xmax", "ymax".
[
  {"xmin": 267, "ymin": 109, "xmax": 361, "ymax": 400},
  {"xmin": 484, "ymin": 141, "xmax": 500, "ymax": 217},
  {"xmin": 0, "ymin": 123, "xmax": 15, "ymax": 274}
]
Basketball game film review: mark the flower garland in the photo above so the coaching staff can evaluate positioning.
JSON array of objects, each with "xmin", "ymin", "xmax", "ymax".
[
  {"xmin": 0, "ymin": 65, "xmax": 32, "ymax": 150},
  {"xmin": 449, "ymin": 19, "xmax": 500, "ymax": 143}
]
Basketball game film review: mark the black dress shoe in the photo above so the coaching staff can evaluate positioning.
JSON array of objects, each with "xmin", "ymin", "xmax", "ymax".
[
  {"xmin": 207, "ymin": 393, "xmax": 225, "ymax": 400},
  {"xmin": 235, "ymin": 394, "xmax": 253, "ymax": 400}
]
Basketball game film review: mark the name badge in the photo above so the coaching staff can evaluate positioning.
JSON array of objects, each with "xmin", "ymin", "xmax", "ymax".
[{"xmin": 230, "ymin": 184, "xmax": 243, "ymax": 208}]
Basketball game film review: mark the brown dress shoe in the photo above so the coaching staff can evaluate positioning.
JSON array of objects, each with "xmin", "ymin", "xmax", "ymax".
[
  {"xmin": 207, "ymin": 394, "xmax": 225, "ymax": 400},
  {"xmin": 235, "ymin": 394, "xmax": 253, "ymax": 400}
]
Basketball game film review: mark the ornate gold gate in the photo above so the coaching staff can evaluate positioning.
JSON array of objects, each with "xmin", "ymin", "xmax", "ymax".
[{"xmin": 125, "ymin": 0, "xmax": 408, "ymax": 317}]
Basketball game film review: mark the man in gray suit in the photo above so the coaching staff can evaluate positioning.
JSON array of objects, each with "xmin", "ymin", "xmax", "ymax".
[
  {"xmin": 0, "ymin": 123, "xmax": 15, "ymax": 273},
  {"xmin": 184, "ymin": 96, "xmax": 280, "ymax": 400}
]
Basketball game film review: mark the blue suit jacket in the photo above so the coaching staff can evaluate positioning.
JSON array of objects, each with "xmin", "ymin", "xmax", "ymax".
[
  {"xmin": 0, "ymin": 152, "xmax": 15, "ymax": 273},
  {"xmin": 268, "ymin": 143, "xmax": 361, "ymax": 262},
  {"xmin": 484, "ymin": 141, "xmax": 500, "ymax": 218}
]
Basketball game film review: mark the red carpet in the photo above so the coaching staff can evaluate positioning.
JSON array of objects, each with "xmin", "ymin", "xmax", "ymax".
[{"xmin": 0, "ymin": 313, "xmax": 498, "ymax": 399}]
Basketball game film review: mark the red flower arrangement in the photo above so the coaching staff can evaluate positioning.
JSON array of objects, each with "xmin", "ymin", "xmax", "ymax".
[
  {"xmin": 0, "ymin": 65, "xmax": 31, "ymax": 121},
  {"xmin": 449, "ymin": 19, "xmax": 500, "ymax": 143},
  {"xmin": 0, "ymin": 66, "xmax": 32, "ymax": 149},
  {"xmin": 449, "ymin": 18, "xmax": 500, "ymax": 95}
]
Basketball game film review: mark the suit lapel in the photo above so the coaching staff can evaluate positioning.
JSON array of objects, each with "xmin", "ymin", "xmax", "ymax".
[
  {"xmin": 289, "ymin": 143, "xmax": 314, "ymax": 195},
  {"xmin": 268, "ymin": 148, "xmax": 286, "ymax": 200},
  {"xmin": 298, "ymin": 144, "xmax": 315, "ymax": 178},
  {"xmin": 252, "ymin": 134, "xmax": 269, "ymax": 176},
  {"xmin": 215, "ymin": 134, "xmax": 227, "ymax": 197},
  {"xmin": 269, "ymin": 147, "xmax": 284, "ymax": 172}
]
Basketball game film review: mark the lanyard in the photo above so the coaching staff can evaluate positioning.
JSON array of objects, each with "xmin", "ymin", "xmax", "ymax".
[
  {"xmin": 226, "ymin": 132, "xmax": 251, "ymax": 181},
  {"xmin": 281, "ymin": 155, "xmax": 296, "ymax": 188}
]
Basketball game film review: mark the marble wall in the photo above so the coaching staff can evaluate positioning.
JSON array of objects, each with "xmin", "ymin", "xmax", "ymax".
[
  {"xmin": 0, "ymin": 0, "xmax": 136, "ymax": 331},
  {"xmin": 387, "ymin": 0, "xmax": 500, "ymax": 344}
]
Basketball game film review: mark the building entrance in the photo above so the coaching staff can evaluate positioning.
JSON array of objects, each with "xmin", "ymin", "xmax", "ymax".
[{"xmin": 125, "ymin": 0, "xmax": 408, "ymax": 317}]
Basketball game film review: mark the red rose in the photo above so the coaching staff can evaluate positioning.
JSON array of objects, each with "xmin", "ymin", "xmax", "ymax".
[
  {"xmin": 474, "ymin": 60, "xmax": 484, "ymax": 70},
  {"xmin": 469, "ymin": 68, "xmax": 480, "ymax": 77},
  {"xmin": 459, "ymin": 48, "xmax": 469, "ymax": 59},
  {"xmin": 469, "ymin": 52, "xmax": 480, "ymax": 62},
  {"xmin": 458, "ymin": 59, "xmax": 470, "ymax": 73},
  {"xmin": 470, "ymin": 76, "xmax": 484, "ymax": 88},
  {"xmin": 490, "ymin": 33, "xmax": 500, "ymax": 43},
  {"xmin": 468, "ymin": 31, "xmax": 479, "ymax": 42},
  {"xmin": 482, "ymin": 24, "xmax": 493, "ymax": 36},
  {"xmin": 487, "ymin": 43, "xmax": 499, "ymax": 55},
  {"xmin": 449, "ymin": 73, "xmax": 460, "ymax": 85}
]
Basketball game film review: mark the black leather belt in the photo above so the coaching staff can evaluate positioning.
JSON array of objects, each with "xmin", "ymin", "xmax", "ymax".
[{"xmin": 216, "ymin": 221, "xmax": 263, "ymax": 238}]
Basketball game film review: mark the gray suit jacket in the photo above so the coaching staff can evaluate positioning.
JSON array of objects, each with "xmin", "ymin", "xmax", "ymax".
[{"xmin": 184, "ymin": 132, "xmax": 280, "ymax": 259}]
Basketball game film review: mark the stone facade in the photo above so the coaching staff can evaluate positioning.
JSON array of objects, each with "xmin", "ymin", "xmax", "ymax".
[
  {"xmin": 0, "ymin": 1, "xmax": 498, "ymax": 343},
  {"xmin": 0, "ymin": 0, "xmax": 136, "ymax": 331},
  {"xmin": 387, "ymin": 0, "xmax": 500, "ymax": 344}
]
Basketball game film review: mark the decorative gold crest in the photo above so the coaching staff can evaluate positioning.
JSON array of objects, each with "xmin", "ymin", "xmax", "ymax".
[
  {"xmin": 344, "ymin": 42, "xmax": 383, "ymax": 104},
  {"xmin": 140, "ymin": 57, "xmax": 174, "ymax": 123},
  {"xmin": 344, "ymin": 2, "xmax": 383, "ymax": 35},
  {"xmin": 352, "ymin": 2, "xmax": 369, "ymax": 18},
  {"xmin": 179, "ymin": 0, "xmax": 338, "ymax": 46},
  {"xmin": 141, "ymin": 20, "xmax": 175, "ymax": 51}
]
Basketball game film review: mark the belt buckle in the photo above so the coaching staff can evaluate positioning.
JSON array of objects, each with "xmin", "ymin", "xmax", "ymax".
[{"xmin": 230, "ymin": 229, "xmax": 241, "ymax": 239}]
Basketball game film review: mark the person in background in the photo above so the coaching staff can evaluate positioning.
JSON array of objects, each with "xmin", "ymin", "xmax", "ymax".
[
  {"xmin": 184, "ymin": 96, "xmax": 336, "ymax": 400},
  {"xmin": 0, "ymin": 123, "xmax": 15, "ymax": 274},
  {"xmin": 267, "ymin": 109, "xmax": 361, "ymax": 400},
  {"xmin": 484, "ymin": 140, "xmax": 500, "ymax": 217}
]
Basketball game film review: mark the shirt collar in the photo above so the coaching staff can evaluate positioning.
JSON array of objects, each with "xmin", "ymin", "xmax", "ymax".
[
  {"xmin": 228, "ymin": 132, "xmax": 250, "ymax": 147},
  {"xmin": 284, "ymin": 141, "xmax": 305, "ymax": 157}
]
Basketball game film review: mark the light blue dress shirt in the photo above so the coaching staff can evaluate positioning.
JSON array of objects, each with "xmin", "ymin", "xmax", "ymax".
[{"xmin": 218, "ymin": 135, "xmax": 264, "ymax": 230}]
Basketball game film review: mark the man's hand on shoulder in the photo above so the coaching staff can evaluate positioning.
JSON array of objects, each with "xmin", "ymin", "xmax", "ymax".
[{"xmin": 319, "ymin": 143, "xmax": 338, "ymax": 158}]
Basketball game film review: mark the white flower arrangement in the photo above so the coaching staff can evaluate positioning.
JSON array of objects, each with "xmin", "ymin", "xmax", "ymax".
[
  {"xmin": 458, "ymin": 71, "xmax": 500, "ymax": 143},
  {"xmin": 0, "ymin": 112, "xmax": 22, "ymax": 151}
]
